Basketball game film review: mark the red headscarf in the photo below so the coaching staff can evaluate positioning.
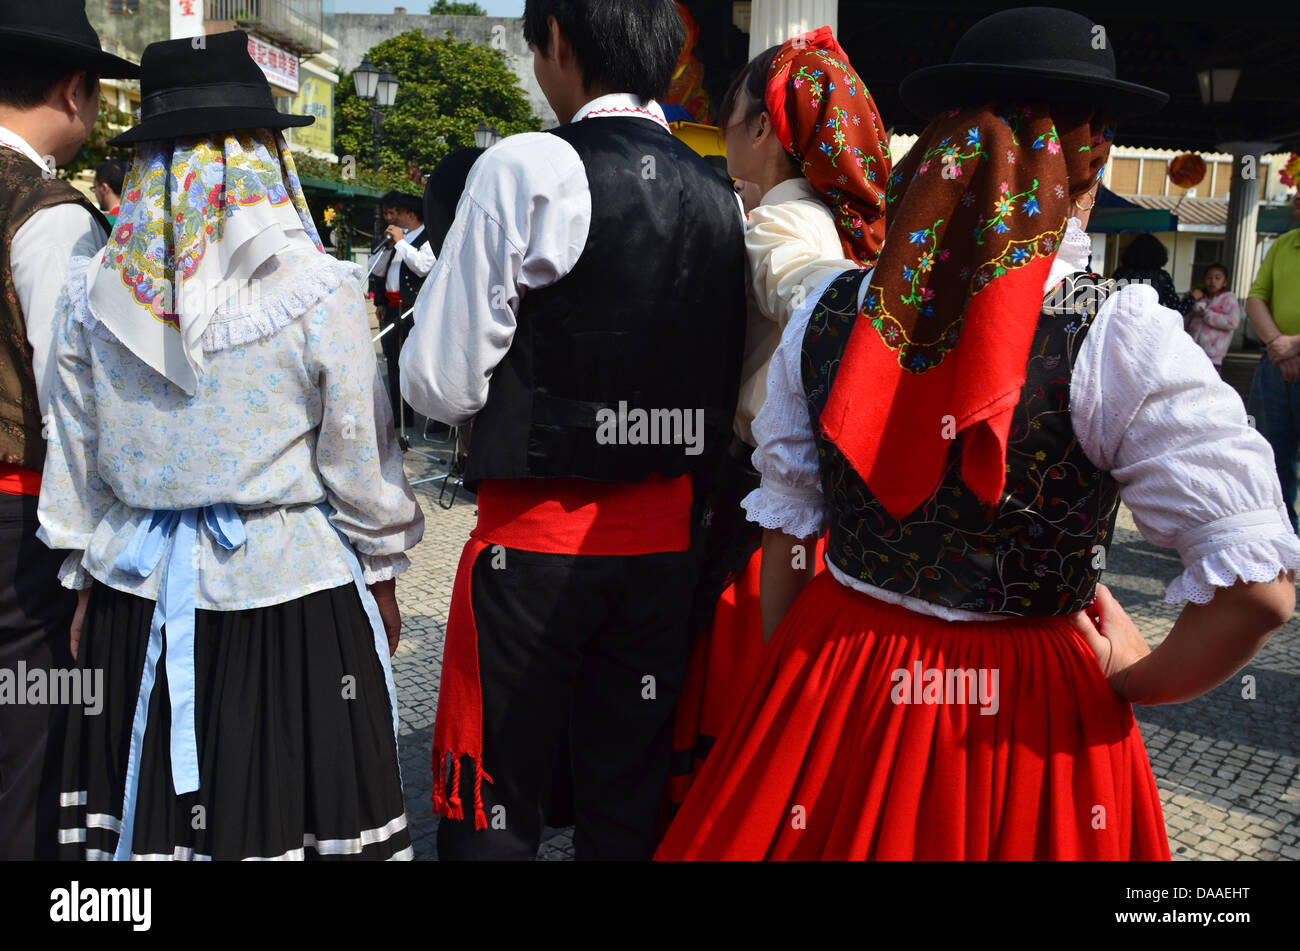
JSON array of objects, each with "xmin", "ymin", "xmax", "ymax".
[
  {"xmin": 765, "ymin": 27, "xmax": 890, "ymax": 267},
  {"xmin": 818, "ymin": 102, "xmax": 1114, "ymax": 518}
]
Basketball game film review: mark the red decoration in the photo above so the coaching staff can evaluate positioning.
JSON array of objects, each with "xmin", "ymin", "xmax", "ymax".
[
  {"xmin": 1168, "ymin": 152, "xmax": 1208, "ymax": 188},
  {"xmin": 1281, "ymin": 153, "xmax": 1300, "ymax": 188}
]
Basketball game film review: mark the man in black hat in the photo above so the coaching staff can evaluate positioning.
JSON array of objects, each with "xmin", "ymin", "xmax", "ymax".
[
  {"xmin": 371, "ymin": 190, "xmax": 431, "ymax": 432},
  {"xmin": 0, "ymin": 0, "xmax": 138, "ymax": 861}
]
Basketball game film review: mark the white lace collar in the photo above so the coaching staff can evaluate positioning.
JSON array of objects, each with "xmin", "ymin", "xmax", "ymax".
[{"xmin": 1044, "ymin": 217, "xmax": 1092, "ymax": 294}]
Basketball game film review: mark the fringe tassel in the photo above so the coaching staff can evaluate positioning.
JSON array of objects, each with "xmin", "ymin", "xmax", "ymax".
[
  {"xmin": 431, "ymin": 747, "xmax": 448, "ymax": 814},
  {"xmin": 472, "ymin": 757, "xmax": 494, "ymax": 831},
  {"xmin": 446, "ymin": 757, "xmax": 464, "ymax": 821},
  {"xmin": 431, "ymin": 748, "xmax": 495, "ymax": 828}
]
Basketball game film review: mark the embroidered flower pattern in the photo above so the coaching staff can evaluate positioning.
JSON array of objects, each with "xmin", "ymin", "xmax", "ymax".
[
  {"xmin": 104, "ymin": 130, "xmax": 322, "ymax": 329},
  {"xmin": 769, "ymin": 36, "xmax": 890, "ymax": 266},
  {"xmin": 850, "ymin": 101, "xmax": 1112, "ymax": 373}
]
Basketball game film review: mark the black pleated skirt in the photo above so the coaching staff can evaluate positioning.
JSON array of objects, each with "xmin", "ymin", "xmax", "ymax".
[{"xmin": 58, "ymin": 580, "xmax": 412, "ymax": 860}]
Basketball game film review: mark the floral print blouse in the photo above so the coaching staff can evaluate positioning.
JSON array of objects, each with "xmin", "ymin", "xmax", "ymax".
[{"xmin": 37, "ymin": 250, "xmax": 425, "ymax": 610}]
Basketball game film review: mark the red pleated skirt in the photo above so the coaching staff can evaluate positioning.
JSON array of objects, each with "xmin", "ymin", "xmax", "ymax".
[{"xmin": 656, "ymin": 570, "xmax": 1171, "ymax": 860}]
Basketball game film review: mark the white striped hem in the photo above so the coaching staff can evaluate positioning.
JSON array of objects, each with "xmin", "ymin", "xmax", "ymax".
[
  {"xmin": 59, "ymin": 790, "xmax": 88, "ymax": 807},
  {"xmin": 77, "ymin": 811, "xmax": 410, "ymax": 861}
]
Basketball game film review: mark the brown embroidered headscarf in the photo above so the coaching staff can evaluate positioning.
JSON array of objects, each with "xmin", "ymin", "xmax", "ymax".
[
  {"xmin": 765, "ymin": 26, "xmax": 890, "ymax": 267},
  {"xmin": 819, "ymin": 102, "xmax": 1115, "ymax": 517}
]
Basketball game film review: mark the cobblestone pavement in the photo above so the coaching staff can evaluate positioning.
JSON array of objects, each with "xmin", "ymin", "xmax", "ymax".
[{"xmin": 389, "ymin": 432, "xmax": 1299, "ymax": 862}]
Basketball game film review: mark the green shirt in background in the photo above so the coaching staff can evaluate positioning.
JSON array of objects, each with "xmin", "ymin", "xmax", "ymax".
[{"xmin": 1249, "ymin": 228, "xmax": 1300, "ymax": 334}]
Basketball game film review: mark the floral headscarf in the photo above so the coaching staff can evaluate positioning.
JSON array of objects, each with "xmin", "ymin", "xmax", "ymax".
[
  {"xmin": 88, "ymin": 129, "xmax": 323, "ymax": 394},
  {"xmin": 765, "ymin": 26, "xmax": 890, "ymax": 267},
  {"xmin": 818, "ymin": 102, "xmax": 1114, "ymax": 518}
]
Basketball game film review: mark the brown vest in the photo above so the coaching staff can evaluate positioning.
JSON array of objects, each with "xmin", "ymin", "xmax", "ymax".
[{"xmin": 0, "ymin": 145, "xmax": 107, "ymax": 471}]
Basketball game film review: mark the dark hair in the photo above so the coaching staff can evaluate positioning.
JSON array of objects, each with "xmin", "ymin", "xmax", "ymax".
[
  {"xmin": 1204, "ymin": 261, "xmax": 1228, "ymax": 279},
  {"xmin": 0, "ymin": 51, "xmax": 96, "ymax": 109},
  {"xmin": 718, "ymin": 44, "xmax": 780, "ymax": 129},
  {"xmin": 523, "ymin": 0, "xmax": 685, "ymax": 102},
  {"xmin": 1119, "ymin": 233, "xmax": 1168, "ymax": 272},
  {"xmin": 94, "ymin": 159, "xmax": 126, "ymax": 196},
  {"xmin": 381, "ymin": 190, "xmax": 423, "ymax": 219}
]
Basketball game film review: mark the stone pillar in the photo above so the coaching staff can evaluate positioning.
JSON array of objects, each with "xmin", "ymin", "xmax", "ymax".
[
  {"xmin": 748, "ymin": 0, "xmax": 838, "ymax": 59},
  {"xmin": 1221, "ymin": 141, "xmax": 1276, "ymax": 347}
]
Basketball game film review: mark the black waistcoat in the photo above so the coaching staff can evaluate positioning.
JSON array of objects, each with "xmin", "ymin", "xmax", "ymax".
[
  {"xmin": 802, "ymin": 269, "xmax": 1121, "ymax": 616},
  {"xmin": 369, "ymin": 229, "xmax": 431, "ymax": 309},
  {"xmin": 464, "ymin": 117, "xmax": 747, "ymax": 486},
  {"xmin": 398, "ymin": 228, "xmax": 430, "ymax": 307}
]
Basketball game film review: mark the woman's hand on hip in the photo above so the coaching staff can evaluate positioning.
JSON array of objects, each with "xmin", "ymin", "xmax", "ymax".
[{"xmin": 1069, "ymin": 583, "xmax": 1151, "ymax": 701}]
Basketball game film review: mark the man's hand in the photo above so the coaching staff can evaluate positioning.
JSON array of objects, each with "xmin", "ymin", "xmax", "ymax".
[
  {"xmin": 367, "ymin": 579, "xmax": 401, "ymax": 656},
  {"xmin": 1267, "ymin": 334, "xmax": 1300, "ymax": 365},
  {"xmin": 70, "ymin": 588, "xmax": 90, "ymax": 661},
  {"xmin": 1279, "ymin": 354, "xmax": 1300, "ymax": 383},
  {"xmin": 384, "ymin": 225, "xmax": 405, "ymax": 245}
]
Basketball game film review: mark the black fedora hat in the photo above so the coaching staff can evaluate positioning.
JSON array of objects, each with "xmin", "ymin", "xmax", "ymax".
[
  {"xmin": 110, "ymin": 31, "xmax": 313, "ymax": 146},
  {"xmin": 0, "ymin": 0, "xmax": 140, "ymax": 78},
  {"xmin": 899, "ymin": 7, "xmax": 1168, "ymax": 120}
]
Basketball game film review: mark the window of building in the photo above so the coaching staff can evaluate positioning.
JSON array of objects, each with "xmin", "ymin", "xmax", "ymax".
[
  {"xmin": 1190, "ymin": 238, "xmax": 1225, "ymax": 289},
  {"xmin": 110, "ymin": 0, "xmax": 141, "ymax": 13},
  {"xmin": 1211, "ymin": 162, "xmax": 1232, "ymax": 199},
  {"xmin": 1109, "ymin": 157, "xmax": 1140, "ymax": 195},
  {"xmin": 1139, "ymin": 158, "xmax": 1168, "ymax": 196}
]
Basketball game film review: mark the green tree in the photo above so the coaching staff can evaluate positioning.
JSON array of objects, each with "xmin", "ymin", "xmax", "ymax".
[
  {"xmin": 65, "ymin": 99, "xmax": 135, "ymax": 180},
  {"xmin": 429, "ymin": 2, "xmax": 489, "ymax": 16},
  {"xmin": 335, "ymin": 30, "xmax": 539, "ymax": 183}
]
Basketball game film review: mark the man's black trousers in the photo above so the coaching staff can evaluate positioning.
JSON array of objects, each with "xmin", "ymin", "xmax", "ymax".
[
  {"xmin": 380, "ymin": 304, "xmax": 414, "ymax": 430},
  {"xmin": 436, "ymin": 543, "xmax": 695, "ymax": 861},
  {"xmin": 0, "ymin": 492, "xmax": 75, "ymax": 860}
]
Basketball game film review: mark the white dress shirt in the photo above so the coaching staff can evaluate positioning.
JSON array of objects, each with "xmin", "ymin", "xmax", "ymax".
[
  {"xmin": 743, "ymin": 217, "xmax": 1300, "ymax": 617},
  {"xmin": 0, "ymin": 125, "xmax": 107, "ymax": 416},
  {"xmin": 384, "ymin": 223, "xmax": 435, "ymax": 293},
  {"xmin": 399, "ymin": 94, "xmax": 673, "ymax": 425}
]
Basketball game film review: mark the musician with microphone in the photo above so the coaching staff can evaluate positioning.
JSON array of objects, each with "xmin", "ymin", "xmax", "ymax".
[{"xmin": 371, "ymin": 190, "xmax": 434, "ymax": 431}]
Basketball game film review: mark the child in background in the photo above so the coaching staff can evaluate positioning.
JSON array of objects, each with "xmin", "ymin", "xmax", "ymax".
[{"xmin": 1187, "ymin": 263, "xmax": 1241, "ymax": 372}]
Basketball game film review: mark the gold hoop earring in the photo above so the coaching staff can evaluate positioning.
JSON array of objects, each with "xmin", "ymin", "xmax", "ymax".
[{"xmin": 1074, "ymin": 191, "xmax": 1096, "ymax": 212}]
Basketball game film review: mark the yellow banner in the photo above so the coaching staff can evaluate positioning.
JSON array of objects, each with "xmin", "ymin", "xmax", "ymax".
[{"xmin": 290, "ymin": 77, "xmax": 334, "ymax": 155}]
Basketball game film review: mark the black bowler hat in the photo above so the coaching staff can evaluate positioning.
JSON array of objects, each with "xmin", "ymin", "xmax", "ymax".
[
  {"xmin": 109, "ymin": 31, "xmax": 313, "ymax": 146},
  {"xmin": 0, "ymin": 0, "xmax": 140, "ymax": 78},
  {"xmin": 899, "ymin": 7, "xmax": 1169, "ymax": 119},
  {"xmin": 423, "ymin": 148, "xmax": 484, "ymax": 257}
]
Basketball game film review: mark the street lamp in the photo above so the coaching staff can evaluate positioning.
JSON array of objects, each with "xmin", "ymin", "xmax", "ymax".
[
  {"xmin": 474, "ymin": 121, "xmax": 503, "ymax": 149},
  {"xmin": 354, "ymin": 57, "xmax": 400, "ymax": 173},
  {"xmin": 354, "ymin": 56, "xmax": 401, "ymax": 250},
  {"xmin": 1197, "ymin": 68, "xmax": 1240, "ymax": 106},
  {"xmin": 353, "ymin": 57, "xmax": 379, "ymax": 100}
]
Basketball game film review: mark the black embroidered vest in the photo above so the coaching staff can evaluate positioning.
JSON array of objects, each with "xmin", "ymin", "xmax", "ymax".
[
  {"xmin": 464, "ymin": 117, "xmax": 747, "ymax": 486},
  {"xmin": 803, "ymin": 269, "xmax": 1121, "ymax": 616}
]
